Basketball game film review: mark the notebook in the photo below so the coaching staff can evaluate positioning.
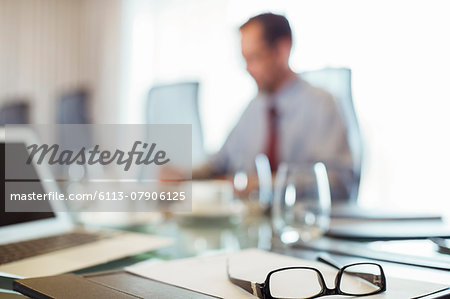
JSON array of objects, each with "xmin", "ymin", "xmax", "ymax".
[
  {"xmin": 13, "ymin": 271, "xmax": 218, "ymax": 299},
  {"xmin": 327, "ymin": 220, "xmax": 450, "ymax": 241}
]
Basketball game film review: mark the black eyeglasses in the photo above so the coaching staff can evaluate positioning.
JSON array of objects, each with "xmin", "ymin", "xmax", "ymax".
[{"xmin": 227, "ymin": 260, "xmax": 386, "ymax": 299}]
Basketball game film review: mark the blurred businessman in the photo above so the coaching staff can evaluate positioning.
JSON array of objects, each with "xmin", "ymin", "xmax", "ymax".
[{"xmin": 194, "ymin": 13, "xmax": 354, "ymax": 200}]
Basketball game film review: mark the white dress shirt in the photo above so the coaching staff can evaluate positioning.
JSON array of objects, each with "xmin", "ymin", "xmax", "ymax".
[{"xmin": 197, "ymin": 75, "xmax": 355, "ymax": 199}]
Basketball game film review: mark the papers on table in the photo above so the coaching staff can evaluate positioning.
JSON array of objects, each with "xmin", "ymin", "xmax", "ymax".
[{"xmin": 126, "ymin": 248, "xmax": 447, "ymax": 299}]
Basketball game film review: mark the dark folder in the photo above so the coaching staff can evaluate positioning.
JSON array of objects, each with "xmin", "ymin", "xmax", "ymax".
[{"xmin": 13, "ymin": 270, "xmax": 219, "ymax": 299}]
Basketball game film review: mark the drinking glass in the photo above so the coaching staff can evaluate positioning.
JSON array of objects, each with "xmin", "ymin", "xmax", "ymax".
[{"xmin": 272, "ymin": 162, "xmax": 331, "ymax": 244}]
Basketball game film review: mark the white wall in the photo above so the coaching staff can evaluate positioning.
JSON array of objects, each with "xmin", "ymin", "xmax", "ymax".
[{"xmin": 0, "ymin": 0, "xmax": 123, "ymax": 124}]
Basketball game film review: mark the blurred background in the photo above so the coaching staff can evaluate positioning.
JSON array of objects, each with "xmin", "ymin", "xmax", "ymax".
[{"xmin": 1, "ymin": 0, "xmax": 449, "ymax": 214}]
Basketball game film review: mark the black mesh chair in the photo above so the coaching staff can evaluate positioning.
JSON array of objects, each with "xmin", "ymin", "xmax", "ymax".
[
  {"xmin": 301, "ymin": 68, "xmax": 363, "ymax": 203},
  {"xmin": 146, "ymin": 81, "xmax": 205, "ymax": 166},
  {"xmin": 0, "ymin": 101, "xmax": 30, "ymax": 125}
]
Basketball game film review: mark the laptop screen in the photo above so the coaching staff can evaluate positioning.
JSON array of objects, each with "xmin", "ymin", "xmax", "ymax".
[{"xmin": 1, "ymin": 142, "xmax": 55, "ymax": 227}]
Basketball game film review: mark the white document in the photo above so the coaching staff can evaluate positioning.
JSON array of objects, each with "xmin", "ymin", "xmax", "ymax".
[{"xmin": 126, "ymin": 248, "xmax": 447, "ymax": 299}]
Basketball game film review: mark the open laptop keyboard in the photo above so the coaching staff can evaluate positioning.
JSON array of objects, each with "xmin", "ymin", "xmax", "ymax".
[{"xmin": 0, "ymin": 231, "xmax": 107, "ymax": 265}]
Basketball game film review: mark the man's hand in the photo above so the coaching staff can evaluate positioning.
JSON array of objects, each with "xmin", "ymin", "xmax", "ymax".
[{"xmin": 158, "ymin": 165, "xmax": 188, "ymax": 181}]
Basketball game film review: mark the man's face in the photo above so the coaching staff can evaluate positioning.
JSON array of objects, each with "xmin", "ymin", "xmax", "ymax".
[{"xmin": 240, "ymin": 22, "xmax": 283, "ymax": 92}]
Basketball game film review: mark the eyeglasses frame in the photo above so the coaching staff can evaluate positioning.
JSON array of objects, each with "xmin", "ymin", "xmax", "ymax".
[{"xmin": 227, "ymin": 261, "xmax": 386, "ymax": 299}]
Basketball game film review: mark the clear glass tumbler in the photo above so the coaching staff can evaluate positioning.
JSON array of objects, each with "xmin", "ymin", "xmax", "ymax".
[{"xmin": 272, "ymin": 162, "xmax": 331, "ymax": 244}]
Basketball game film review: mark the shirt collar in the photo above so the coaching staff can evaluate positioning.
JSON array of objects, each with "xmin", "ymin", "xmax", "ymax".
[{"xmin": 260, "ymin": 75, "xmax": 302, "ymax": 112}]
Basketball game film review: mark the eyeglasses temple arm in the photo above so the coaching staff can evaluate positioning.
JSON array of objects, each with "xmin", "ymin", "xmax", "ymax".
[
  {"xmin": 228, "ymin": 276, "xmax": 264, "ymax": 298},
  {"xmin": 227, "ymin": 259, "xmax": 264, "ymax": 298},
  {"xmin": 317, "ymin": 255, "xmax": 341, "ymax": 270}
]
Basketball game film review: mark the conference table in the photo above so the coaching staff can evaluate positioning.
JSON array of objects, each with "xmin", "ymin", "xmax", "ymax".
[{"xmin": 2, "ymin": 210, "xmax": 449, "ymax": 298}]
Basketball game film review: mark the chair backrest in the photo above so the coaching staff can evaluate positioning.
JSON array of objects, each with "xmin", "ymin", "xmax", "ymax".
[
  {"xmin": 57, "ymin": 89, "xmax": 91, "ymax": 124},
  {"xmin": 300, "ymin": 67, "xmax": 363, "ymax": 202},
  {"xmin": 0, "ymin": 101, "xmax": 30, "ymax": 125},
  {"xmin": 56, "ymin": 89, "xmax": 92, "ymax": 162},
  {"xmin": 146, "ymin": 82, "xmax": 205, "ymax": 166}
]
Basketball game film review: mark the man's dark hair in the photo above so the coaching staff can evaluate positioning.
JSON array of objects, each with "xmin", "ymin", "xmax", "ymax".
[{"xmin": 240, "ymin": 13, "xmax": 292, "ymax": 48}]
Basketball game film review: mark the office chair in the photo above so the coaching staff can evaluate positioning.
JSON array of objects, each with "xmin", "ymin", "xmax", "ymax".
[
  {"xmin": 146, "ymin": 81, "xmax": 205, "ymax": 166},
  {"xmin": 56, "ymin": 88, "xmax": 92, "ymax": 145},
  {"xmin": 56, "ymin": 89, "xmax": 93, "ymax": 180},
  {"xmin": 0, "ymin": 101, "xmax": 30, "ymax": 125},
  {"xmin": 300, "ymin": 68, "xmax": 363, "ymax": 203}
]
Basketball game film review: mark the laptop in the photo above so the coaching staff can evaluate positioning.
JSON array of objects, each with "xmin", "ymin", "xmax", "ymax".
[{"xmin": 0, "ymin": 127, "xmax": 172, "ymax": 278}]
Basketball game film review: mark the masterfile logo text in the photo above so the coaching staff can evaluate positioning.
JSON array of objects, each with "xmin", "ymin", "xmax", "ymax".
[{"xmin": 26, "ymin": 141, "xmax": 170, "ymax": 171}]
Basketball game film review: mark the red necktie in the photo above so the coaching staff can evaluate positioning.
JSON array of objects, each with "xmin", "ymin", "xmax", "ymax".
[{"xmin": 265, "ymin": 105, "xmax": 279, "ymax": 172}]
